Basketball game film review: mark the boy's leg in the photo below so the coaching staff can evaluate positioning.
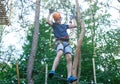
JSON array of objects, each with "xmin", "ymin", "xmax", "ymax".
[
  {"xmin": 65, "ymin": 53, "xmax": 77, "ymax": 83},
  {"xmin": 48, "ymin": 50, "xmax": 63, "ymax": 78},
  {"xmin": 49, "ymin": 42, "xmax": 63, "ymax": 78},
  {"xmin": 65, "ymin": 53, "xmax": 72, "ymax": 78},
  {"xmin": 64, "ymin": 43, "xmax": 77, "ymax": 83},
  {"xmin": 51, "ymin": 50, "xmax": 63, "ymax": 71},
  {"xmin": 52, "ymin": 42, "xmax": 64, "ymax": 71}
]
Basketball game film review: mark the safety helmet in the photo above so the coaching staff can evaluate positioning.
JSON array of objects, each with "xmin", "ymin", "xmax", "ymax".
[{"xmin": 53, "ymin": 12, "xmax": 61, "ymax": 21}]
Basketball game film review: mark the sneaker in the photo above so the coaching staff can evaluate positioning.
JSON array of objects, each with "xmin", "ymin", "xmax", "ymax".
[
  {"xmin": 67, "ymin": 76, "xmax": 77, "ymax": 83},
  {"xmin": 48, "ymin": 70, "xmax": 55, "ymax": 78}
]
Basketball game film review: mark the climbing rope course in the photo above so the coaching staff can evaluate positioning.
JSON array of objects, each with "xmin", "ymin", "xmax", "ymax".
[{"xmin": 1, "ymin": 0, "xmax": 119, "ymax": 84}]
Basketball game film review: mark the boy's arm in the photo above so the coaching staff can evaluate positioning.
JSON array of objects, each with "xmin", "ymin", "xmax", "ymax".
[
  {"xmin": 68, "ymin": 19, "xmax": 77, "ymax": 29},
  {"xmin": 46, "ymin": 13, "xmax": 53, "ymax": 26}
]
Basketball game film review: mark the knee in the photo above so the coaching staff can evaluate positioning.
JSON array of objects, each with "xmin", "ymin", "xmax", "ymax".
[
  {"xmin": 57, "ymin": 50, "xmax": 63, "ymax": 55},
  {"xmin": 66, "ymin": 54, "xmax": 72, "ymax": 61},
  {"xmin": 56, "ymin": 50, "xmax": 63, "ymax": 58}
]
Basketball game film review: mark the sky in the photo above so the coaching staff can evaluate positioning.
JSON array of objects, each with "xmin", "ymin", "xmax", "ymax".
[{"xmin": 1, "ymin": 0, "xmax": 120, "ymax": 61}]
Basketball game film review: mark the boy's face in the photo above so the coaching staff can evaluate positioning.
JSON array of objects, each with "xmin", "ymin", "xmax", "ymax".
[{"xmin": 55, "ymin": 18, "xmax": 62, "ymax": 24}]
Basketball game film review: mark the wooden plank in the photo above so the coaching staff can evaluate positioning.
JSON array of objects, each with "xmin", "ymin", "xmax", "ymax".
[
  {"xmin": 0, "ymin": 17, "xmax": 9, "ymax": 25},
  {"xmin": 0, "ymin": 1, "xmax": 10, "ymax": 25}
]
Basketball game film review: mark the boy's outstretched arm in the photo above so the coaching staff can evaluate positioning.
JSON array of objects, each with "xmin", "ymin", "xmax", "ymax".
[
  {"xmin": 68, "ymin": 18, "xmax": 77, "ymax": 29},
  {"xmin": 68, "ymin": 15, "xmax": 77, "ymax": 28},
  {"xmin": 46, "ymin": 13, "xmax": 53, "ymax": 26}
]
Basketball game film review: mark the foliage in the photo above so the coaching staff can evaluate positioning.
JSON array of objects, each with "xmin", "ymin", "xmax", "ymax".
[
  {"xmin": 0, "ymin": 62, "xmax": 18, "ymax": 84},
  {"xmin": 95, "ymin": 29, "xmax": 120, "ymax": 84},
  {"xmin": 80, "ymin": 1, "xmax": 120, "ymax": 84}
]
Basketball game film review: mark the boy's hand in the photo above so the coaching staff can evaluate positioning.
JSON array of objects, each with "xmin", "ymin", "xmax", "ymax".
[
  {"xmin": 70, "ymin": 15, "xmax": 76, "ymax": 20},
  {"xmin": 49, "ymin": 9, "xmax": 54, "ymax": 14}
]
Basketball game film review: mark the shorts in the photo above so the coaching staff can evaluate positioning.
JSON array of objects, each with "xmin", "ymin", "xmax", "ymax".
[{"xmin": 55, "ymin": 40, "xmax": 72, "ymax": 55}]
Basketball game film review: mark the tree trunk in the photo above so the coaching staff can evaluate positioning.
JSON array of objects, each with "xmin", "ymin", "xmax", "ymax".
[
  {"xmin": 72, "ymin": 0, "xmax": 86, "ymax": 84},
  {"xmin": 27, "ymin": 0, "xmax": 40, "ymax": 84}
]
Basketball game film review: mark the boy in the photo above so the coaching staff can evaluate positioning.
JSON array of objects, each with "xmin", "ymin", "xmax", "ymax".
[{"xmin": 46, "ymin": 11, "xmax": 77, "ymax": 83}]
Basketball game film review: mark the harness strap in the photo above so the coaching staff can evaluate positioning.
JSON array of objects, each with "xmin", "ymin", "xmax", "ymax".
[
  {"xmin": 56, "ymin": 36, "xmax": 69, "ymax": 42},
  {"xmin": 64, "ymin": 43, "xmax": 69, "ymax": 49},
  {"xmin": 56, "ymin": 40, "xmax": 69, "ymax": 50}
]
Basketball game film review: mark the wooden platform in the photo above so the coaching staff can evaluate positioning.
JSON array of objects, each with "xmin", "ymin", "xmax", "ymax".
[{"xmin": 0, "ymin": 1, "xmax": 10, "ymax": 25}]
